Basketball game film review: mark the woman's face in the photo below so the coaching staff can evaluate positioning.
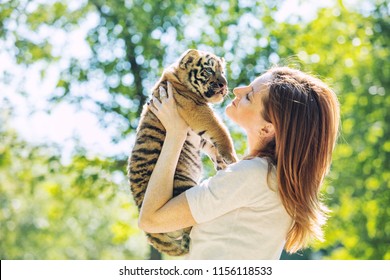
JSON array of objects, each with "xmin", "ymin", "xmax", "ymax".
[{"xmin": 226, "ymin": 73, "xmax": 272, "ymax": 133}]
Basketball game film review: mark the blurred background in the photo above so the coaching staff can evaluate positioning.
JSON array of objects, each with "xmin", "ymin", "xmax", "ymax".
[{"xmin": 0, "ymin": 0, "xmax": 389, "ymax": 260}]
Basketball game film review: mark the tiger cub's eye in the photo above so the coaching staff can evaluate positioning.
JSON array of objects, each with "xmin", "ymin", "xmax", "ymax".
[{"xmin": 204, "ymin": 68, "xmax": 213, "ymax": 76}]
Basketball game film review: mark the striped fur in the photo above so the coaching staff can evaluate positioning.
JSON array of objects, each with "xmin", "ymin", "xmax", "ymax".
[{"xmin": 128, "ymin": 49, "xmax": 237, "ymax": 256}]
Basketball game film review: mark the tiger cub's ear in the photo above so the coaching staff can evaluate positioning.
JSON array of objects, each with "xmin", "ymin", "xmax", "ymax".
[
  {"xmin": 179, "ymin": 49, "xmax": 198, "ymax": 70},
  {"xmin": 220, "ymin": 56, "xmax": 226, "ymax": 66}
]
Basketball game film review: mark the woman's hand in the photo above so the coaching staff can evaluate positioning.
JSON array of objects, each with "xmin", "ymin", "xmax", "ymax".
[{"xmin": 149, "ymin": 82, "xmax": 189, "ymax": 136}]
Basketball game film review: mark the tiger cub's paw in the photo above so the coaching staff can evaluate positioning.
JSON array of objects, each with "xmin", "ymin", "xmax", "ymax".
[
  {"xmin": 220, "ymin": 150, "xmax": 238, "ymax": 165},
  {"xmin": 215, "ymin": 154, "xmax": 228, "ymax": 170}
]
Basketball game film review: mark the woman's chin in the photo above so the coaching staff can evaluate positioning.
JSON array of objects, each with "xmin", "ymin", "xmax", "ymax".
[{"xmin": 225, "ymin": 105, "xmax": 236, "ymax": 121}]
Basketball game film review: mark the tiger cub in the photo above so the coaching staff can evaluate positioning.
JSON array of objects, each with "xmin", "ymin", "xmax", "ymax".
[{"xmin": 128, "ymin": 49, "xmax": 237, "ymax": 256}]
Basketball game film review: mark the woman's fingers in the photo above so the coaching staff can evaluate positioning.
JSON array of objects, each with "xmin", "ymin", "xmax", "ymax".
[
  {"xmin": 167, "ymin": 81, "xmax": 173, "ymax": 98},
  {"xmin": 149, "ymin": 96, "xmax": 160, "ymax": 113},
  {"xmin": 153, "ymin": 96, "xmax": 161, "ymax": 106},
  {"xmin": 159, "ymin": 86, "xmax": 167, "ymax": 99},
  {"xmin": 148, "ymin": 99, "xmax": 157, "ymax": 114},
  {"xmin": 148, "ymin": 82, "xmax": 188, "ymax": 132},
  {"xmin": 150, "ymin": 82, "xmax": 175, "ymax": 115}
]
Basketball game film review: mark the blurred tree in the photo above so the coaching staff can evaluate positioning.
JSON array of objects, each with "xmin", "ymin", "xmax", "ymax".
[
  {"xmin": 0, "ymin": 110, "xmax": 148, "ymax": 259},
  {"xmin": 266, "ymin": 1, "xmax": 390, "ymax": 259}
]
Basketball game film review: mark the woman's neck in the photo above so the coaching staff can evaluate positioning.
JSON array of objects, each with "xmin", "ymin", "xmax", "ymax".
[
  {"xmin": 246, "ymin": 130, "xmax": 262, "ymax": 156},
  {"xmin": 246, "ymin": 130, "xmax": 273, "ymax": 156}
]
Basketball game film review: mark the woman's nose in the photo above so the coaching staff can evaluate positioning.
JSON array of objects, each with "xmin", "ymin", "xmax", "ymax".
[{"xmin": 233, "ymin": 86, "xmax": 252, "ymax": 97}]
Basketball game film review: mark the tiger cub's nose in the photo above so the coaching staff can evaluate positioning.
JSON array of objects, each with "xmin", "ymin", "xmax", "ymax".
[{"xmin": 217, "ymin": 75, "xmax": 227, "ymax": 88}]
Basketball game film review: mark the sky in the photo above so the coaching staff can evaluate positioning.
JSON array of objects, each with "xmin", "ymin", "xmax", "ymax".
[{"xmin": 0, "ymin": 0, "xmax": 364, "ymax": 163}]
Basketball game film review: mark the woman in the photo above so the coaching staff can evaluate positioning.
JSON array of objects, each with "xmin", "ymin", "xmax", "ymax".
[{"xmin": 139, "ymin": 66, "xmax": 340, "ymax": 259}]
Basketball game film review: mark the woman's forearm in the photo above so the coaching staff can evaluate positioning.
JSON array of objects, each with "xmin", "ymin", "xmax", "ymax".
[{"xmin": 139, "ymin": 131, "xmax": 187, "ymax": 226}]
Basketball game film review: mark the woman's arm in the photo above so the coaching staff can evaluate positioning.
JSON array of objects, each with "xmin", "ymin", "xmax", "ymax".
[{"xmin": 138, "ymin": 83, "xmax": 196, "ymax": 233}]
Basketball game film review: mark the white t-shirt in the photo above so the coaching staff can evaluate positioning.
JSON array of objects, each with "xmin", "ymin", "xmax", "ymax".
[{"xmin": 185, "ymin": 157, "xmax": 293, "ymax": 260}]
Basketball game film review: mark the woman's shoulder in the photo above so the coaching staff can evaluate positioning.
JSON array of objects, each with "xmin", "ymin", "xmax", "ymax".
[
  {"xmin": 229, "ymin": 157, "xmax": 270, "ymax": 173},
  {"xmin": 209, "ymin": 157, "xmax": 267, "ymax": 183},
  {"xmin": 228, "ymin": 157, "xmax": 277, "ymax": 191},
  {"xmin": 208, "ymin": 157, "xmax": 274, "ymax": 189}
]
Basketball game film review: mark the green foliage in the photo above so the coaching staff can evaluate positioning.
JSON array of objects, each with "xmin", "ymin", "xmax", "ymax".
[
  {"xmin": 1, "ymin": 0, "xmax": 389, "ymax": 259},
  {"xmin": 0, "ymin": 114, "xmax": 148, "ymax": 259}
]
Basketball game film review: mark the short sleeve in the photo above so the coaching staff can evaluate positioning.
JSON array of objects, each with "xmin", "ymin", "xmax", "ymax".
[{"xmin": 185, "ymin": 158, "xmax": 270, "ymax": 224}]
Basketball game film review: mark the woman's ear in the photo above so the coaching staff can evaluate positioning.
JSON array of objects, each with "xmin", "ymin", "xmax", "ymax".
[{"xmin": 260, "ymin": 123, "xmax": 275, "ymax": 137}]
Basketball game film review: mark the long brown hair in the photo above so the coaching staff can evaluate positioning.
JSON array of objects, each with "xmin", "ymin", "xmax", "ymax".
[{"xmin": 256, "ymin": 67, "xmax": 340, "ymax": 253}]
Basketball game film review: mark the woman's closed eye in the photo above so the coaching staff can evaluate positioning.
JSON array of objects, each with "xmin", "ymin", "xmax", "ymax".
[{"xmin": 246, "ymin": 92, "xmax": 252, "ymax": 102}]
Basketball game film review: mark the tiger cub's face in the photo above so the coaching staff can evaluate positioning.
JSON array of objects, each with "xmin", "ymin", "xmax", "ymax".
[{"xmin": 178, "ymin": 49, "xmax": 228, "ymax": 104}]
